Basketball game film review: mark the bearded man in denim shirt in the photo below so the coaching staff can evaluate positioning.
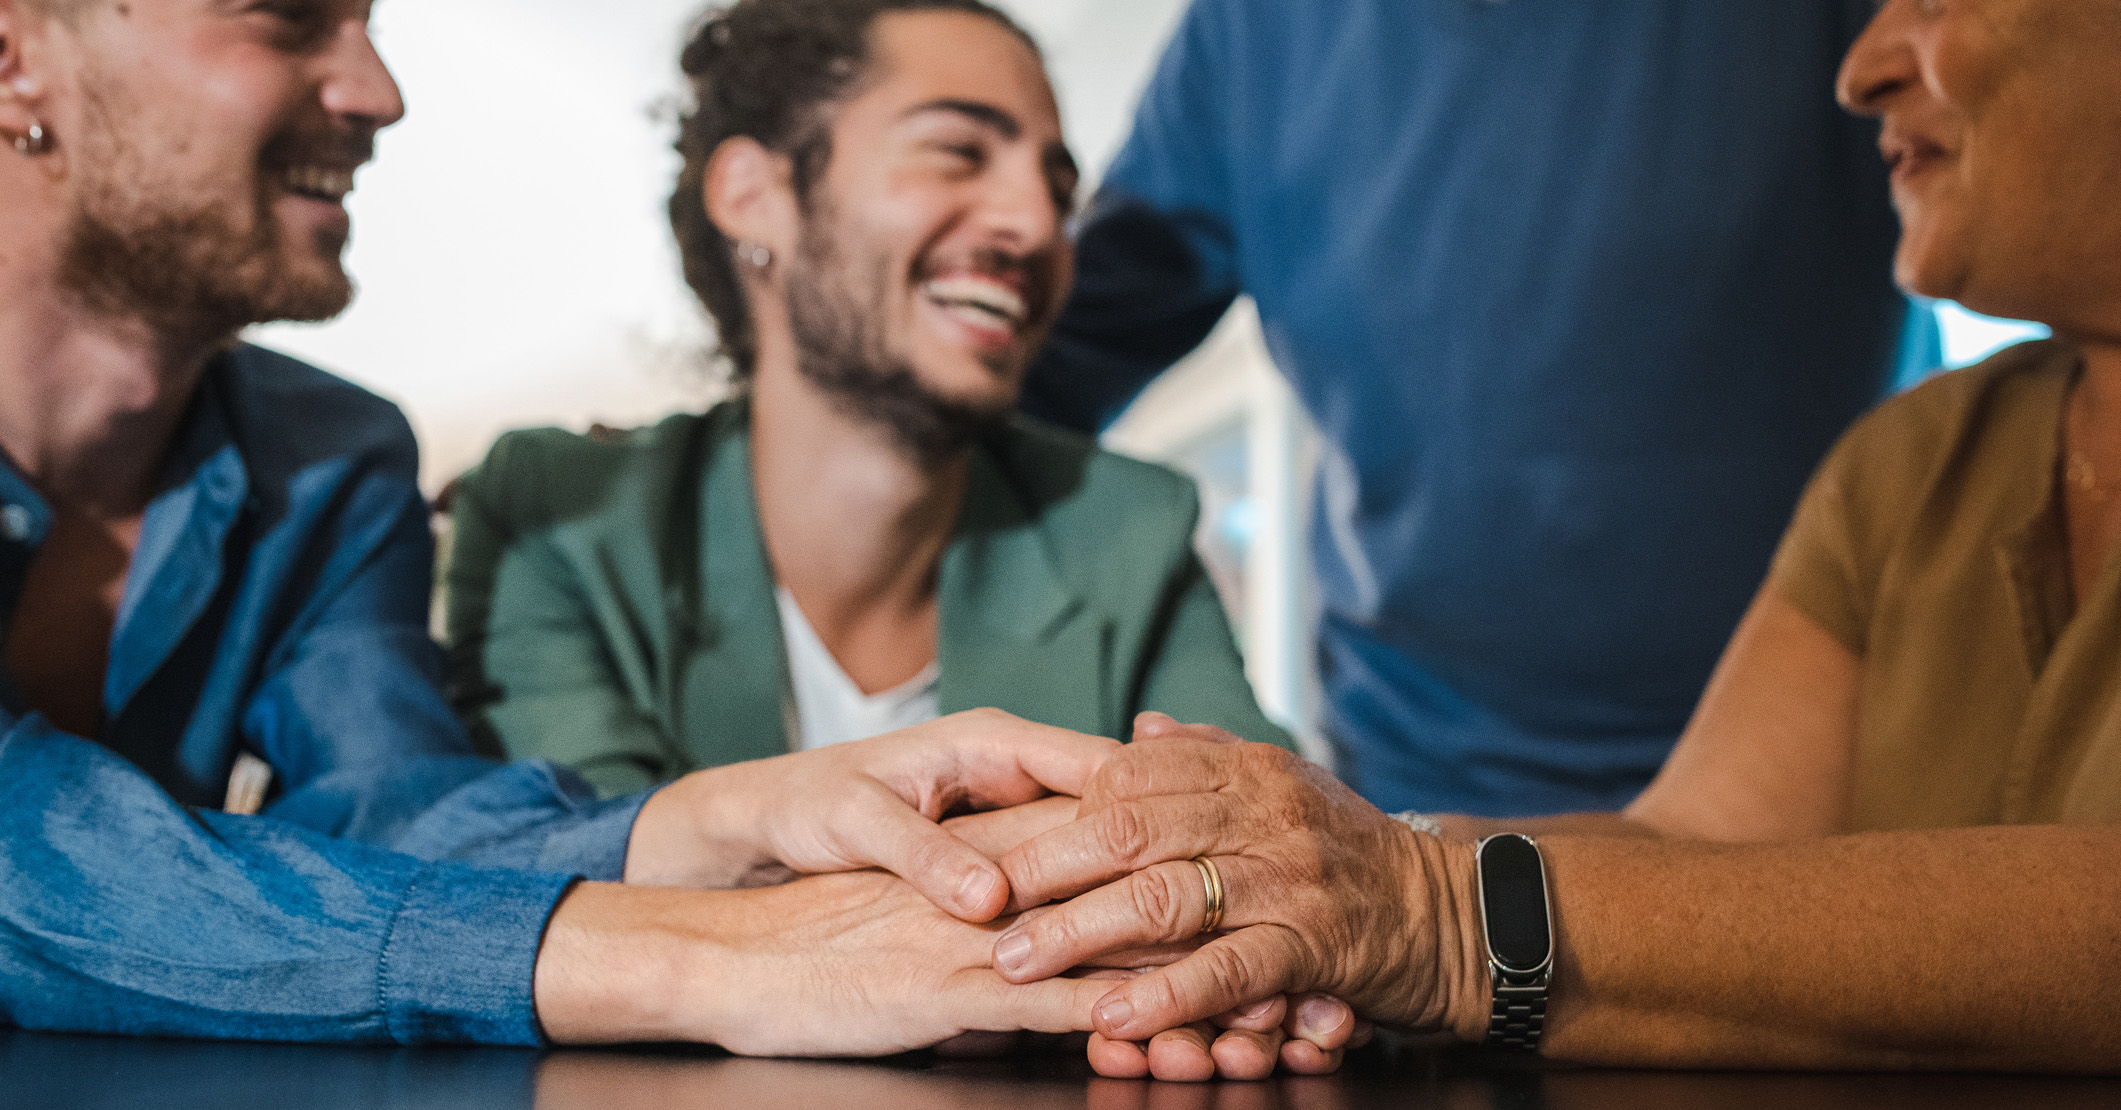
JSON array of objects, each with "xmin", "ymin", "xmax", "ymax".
[{"xmin": 0, "ymin": 0, "xmax": 1252, "ymax": 1060}]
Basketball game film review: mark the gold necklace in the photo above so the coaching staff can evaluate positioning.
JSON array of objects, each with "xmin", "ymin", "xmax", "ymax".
[{"xmin": 2066, "ymin": 452, "xmax": 2118, "ymax": 498}]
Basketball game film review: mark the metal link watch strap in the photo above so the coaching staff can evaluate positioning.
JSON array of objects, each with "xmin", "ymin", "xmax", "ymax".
[
  {"xmin": 1486, "ymin": 972, "xmax": 1549, "ymax": 1051},
  {"xmin": 1475, "ymin": 834, "xmax": 1553, "ymax": 1053}
]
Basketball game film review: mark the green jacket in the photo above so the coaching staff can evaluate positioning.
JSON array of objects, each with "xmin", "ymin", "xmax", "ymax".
[{"xmin": 445, "ymin": 400, "xmax": 1290, "ymax": 797}]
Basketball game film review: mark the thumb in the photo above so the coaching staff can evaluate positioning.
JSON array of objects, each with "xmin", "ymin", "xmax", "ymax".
[
  {"xmin": 854, "ymin": 786, "xmax": 1013, "ymax": 921},
  {"xmin": 1132, "ymin": 712, "xmax": 1244, "ymax": 745}
]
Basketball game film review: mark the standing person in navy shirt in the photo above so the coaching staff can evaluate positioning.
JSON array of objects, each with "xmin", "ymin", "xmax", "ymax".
[{"xmin": 1023, "ymin": 0, "xmax": 1930, "ymax": 817}]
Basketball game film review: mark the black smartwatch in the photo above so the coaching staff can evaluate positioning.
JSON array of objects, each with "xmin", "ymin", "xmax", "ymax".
[{"xmin": 1475, "ymin": 834, "xmax": 1552, "ymax": 1051}]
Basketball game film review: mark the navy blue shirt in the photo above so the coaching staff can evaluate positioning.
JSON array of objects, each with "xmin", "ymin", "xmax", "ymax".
[
  {"xmin": 1024, "ymin": 0, "xmax": 1923, "ymax": 816},
  {"xmin": 0, "ymin": 347, "xmax": 643, "ymax": 1043}
]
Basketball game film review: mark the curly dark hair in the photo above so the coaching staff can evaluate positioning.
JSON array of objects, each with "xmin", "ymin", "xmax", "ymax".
[{"xmin": 670, "ymin": 0, "xmax": 1039, "ymax": 378}]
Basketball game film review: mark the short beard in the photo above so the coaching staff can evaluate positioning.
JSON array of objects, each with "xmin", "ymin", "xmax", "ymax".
[
  {"xmin": 782, "ymin": 212, "xmax": 1009, "ymax": 469},
  {"xmin": 57, "ymin": 82, "xmax": 354, "ymax": 350}
]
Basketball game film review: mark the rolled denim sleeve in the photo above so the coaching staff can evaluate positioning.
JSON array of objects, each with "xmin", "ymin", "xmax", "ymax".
[
  {"xmin": 0, "ymin": 366, "xmax": 668, "ymax": 1044},
  {"xmin": 266, "ymin": 755, "xmax": 647, "ymax": 882},
  {"xmin": 0, "ymin": 715, "xmax": 572, "ymax": 1044},
  {"xmin": 241, "ymin": 455, "xmax": 647, "ymax": 880}
]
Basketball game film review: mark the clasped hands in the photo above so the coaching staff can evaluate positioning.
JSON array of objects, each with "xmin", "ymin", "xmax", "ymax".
[{"xmin": 540, "ymin": 709, "xmax": 1486, "ymax": 1081}]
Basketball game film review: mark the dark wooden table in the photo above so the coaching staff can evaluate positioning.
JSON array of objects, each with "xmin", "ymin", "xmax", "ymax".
[{"xmin": 7, "ymin": 1028, "xmax": 2118, "ymax": 1109}]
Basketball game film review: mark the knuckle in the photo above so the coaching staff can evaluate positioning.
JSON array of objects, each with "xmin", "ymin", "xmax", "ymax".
[
  {"xmin": 1230, "ymin": 751, "xmax": 1291, "ymax": 798},
  {"xmin": 1239, "ymin": 742, "xmax": 1296, "ymax": 777},
  {"xmin": 1197, "ymin": 941, "xmax": 1263, "ymax": 1003},
  {"xmin": 905, "ymin": 831, "xmax": 962, "ymax": 878},
  {"xmin": 1092, "ymin": 754, "xmax": 1153, "ymax": 805},
  {"xmin": 1093, "ymin": 804, "xmax": 1153, "ymax": 866},
  {"xmin": 1262, "ymin": 927, "xmax": 1318, "ymax": 989},
  {"xmin": 1134, "ymin": 965, "xmax": 1184, "ymax": 1016},
  {"xmin": 999, "ymin": 847, "xmax": 1046, "ymax": 898},
  {"xmin": 1026, "ymin": 905, "xmax": 1083, "ymax": 955},
  {"xmin": 1128, "ymin": 866, "xmax": 1191, "ymax": 938},
  {"xmin": 1192, "ymin": 723, "xmax": 1242, "ymax": 745}
]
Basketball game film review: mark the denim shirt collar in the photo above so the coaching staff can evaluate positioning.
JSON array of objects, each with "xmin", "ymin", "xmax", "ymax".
[{"xmin": 0, "ymin": 357, "xmax": 253, "ymax": 723}]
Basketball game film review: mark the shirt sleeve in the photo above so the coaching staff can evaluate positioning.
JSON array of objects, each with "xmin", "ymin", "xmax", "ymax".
[
  {"xmin": 0, "ymin": 713, "xmax": 573, "ymax": 1045},
  {"xmin": 1767, "ymin": 437, "xmax": 1865, "ymax": 654},
  {"xmin": 1019, "ymin": 0, "xmax": 1244, "ymax": 433},
  {"xmin": 1767, "ymin": 388, "xmax": 1938, "ymax": 656},
  {"xmin": 444, "ymin": 437, "xmax": 676, "ymax": 800},
  {"xmin": 240, "ymin": 457, "xmax": 648, "ymax": 877}
]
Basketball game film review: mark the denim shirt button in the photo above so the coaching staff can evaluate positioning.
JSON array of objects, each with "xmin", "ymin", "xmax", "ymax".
[{"xmin": 1, "ymin": 504, "xmax": 32, "ymax": 543}]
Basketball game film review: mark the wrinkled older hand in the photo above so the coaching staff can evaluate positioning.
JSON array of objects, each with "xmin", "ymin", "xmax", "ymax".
[
  {"xmin": 945, "ymin": 796, "xmax": 1372, "ymax": 1080},
  {"xmin": 989, "ymin": 715, "xmax": 1490, "ymax": 1048},
  {"xmin": 626, "ymin": 709, "xmax": 1118, "ymax": 920}
]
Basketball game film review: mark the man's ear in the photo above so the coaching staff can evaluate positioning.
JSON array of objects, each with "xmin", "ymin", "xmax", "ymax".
[
  {"xmin": 704, "ymin": 135, "xmax": 799, "ymax": 269},
  {"xmin": 0, "ymin": 0, "xmax": 53, "ymax": 138}
]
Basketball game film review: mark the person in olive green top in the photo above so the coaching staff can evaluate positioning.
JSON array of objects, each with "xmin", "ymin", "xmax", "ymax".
[
  {"xmin": 969, "ymin": 0, "xmax": 2121, "ymax": 1078},
  {"xmin": 1767, "ymin": 338, "xmax": 2121, "ymax": 829},
  {"xmin": 445, "ymin": 0, "xmax": 1289, "ymax": 801}
]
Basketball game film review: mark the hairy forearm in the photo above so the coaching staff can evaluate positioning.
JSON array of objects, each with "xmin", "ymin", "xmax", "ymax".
[{"xmin": 1537, "ymin": 827, "xmax": 2121, "ymax": 1072}]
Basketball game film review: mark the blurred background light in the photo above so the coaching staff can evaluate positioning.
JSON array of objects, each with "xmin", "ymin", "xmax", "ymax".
[
  {"xmin": 251, "ymin": 0, "xmax": 1188, "ymax": 491},
  {"xmin": 1933, "ymin": 301, "xmax": 2051, "ymax": 369}
]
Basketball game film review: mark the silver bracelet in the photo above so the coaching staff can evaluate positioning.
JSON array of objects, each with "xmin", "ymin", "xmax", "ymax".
[{"xmin": 1390, "ymin": 810, "xmax": 1443, "ymax": 837}]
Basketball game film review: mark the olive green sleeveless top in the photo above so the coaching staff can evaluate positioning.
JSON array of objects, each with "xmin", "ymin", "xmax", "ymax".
[{"xmin": 1772, "ymin": 340, "xmax": 2121, "ymax": 828}]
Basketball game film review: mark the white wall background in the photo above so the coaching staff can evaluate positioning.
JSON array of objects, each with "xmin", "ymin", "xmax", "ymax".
[{"xmin": 250, "ymin": 0, "xmax": 1189, "ymax": 491}]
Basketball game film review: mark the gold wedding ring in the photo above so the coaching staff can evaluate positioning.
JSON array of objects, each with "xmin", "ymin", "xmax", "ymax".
[{"xmin": 1192, "ymin": 856, "xmax": 1226, "ymax": 934}]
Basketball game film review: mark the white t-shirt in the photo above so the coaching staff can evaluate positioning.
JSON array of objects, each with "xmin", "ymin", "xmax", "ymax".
[{"xmin": 776, "ymin": 587, "xmax": 941, "ymax": 752}]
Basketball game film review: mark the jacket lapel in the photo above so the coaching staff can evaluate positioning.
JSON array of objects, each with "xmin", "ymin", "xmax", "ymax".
[
  {"xmin": 671, "ymin": 404, "xmax": 792, "ymax": 766},
  {"xmin": 938, "ymin": 446, "xmax": 1115, "ymax": 738}
]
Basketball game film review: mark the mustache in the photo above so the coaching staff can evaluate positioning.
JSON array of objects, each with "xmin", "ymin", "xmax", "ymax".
[{"xmin": 261, "ymin": 130, "xmax": 376, "ymax": 170}]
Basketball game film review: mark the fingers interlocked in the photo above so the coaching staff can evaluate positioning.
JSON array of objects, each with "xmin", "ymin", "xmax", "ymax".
[
  {"xmin": 988, "ymin": 722, "xmax": 1435, "ymax": 1060},
  {"xmin": 994, "ymin": 852, "xmax": 1267, "ymax": 984}
]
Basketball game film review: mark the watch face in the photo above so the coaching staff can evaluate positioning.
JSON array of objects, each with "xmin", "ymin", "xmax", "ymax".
[{"xmin": 1479, "ymin": 835, "xmax": 1551, "ymax": 974}]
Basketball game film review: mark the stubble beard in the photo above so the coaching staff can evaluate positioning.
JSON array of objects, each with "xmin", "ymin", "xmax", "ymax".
[
  {"xmin": 782, "ymin": 214, "xmax": 1013, "ymax": 470},
  {"xmin": 57, "ymin": 83, "xmax": 356, "ymax": 352}
]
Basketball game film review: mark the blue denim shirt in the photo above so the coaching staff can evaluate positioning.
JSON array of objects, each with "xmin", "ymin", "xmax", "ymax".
[{"xmin": 0, "ymin": 346, "xmax": 648, "ymax": 1045}]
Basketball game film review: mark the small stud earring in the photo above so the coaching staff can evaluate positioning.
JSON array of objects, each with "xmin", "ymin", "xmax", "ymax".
[
  {"xmin": 738, "ymin": 241, "xmax": 773, "ymax": 271},
  {"xmin": 13, "ymin": 121, "xmax": 49, "ymax": 157}
]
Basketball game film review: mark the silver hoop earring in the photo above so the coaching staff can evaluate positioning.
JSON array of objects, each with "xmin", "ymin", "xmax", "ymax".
[
  {"xmin": 13, "ymin": 121, "xmax": 49, "ymax": 157},
  {"xmin": 738, "ymin": 241, "xmax": 773, "ymax": 271}
]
